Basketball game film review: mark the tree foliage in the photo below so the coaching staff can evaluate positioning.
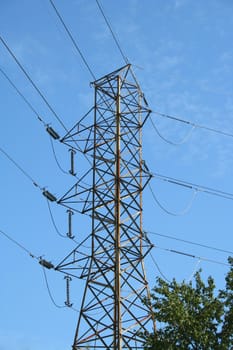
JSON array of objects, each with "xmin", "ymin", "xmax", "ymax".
[{"xmin": 144, "ymin": 257, "xmax": 233, "ymax": 350}]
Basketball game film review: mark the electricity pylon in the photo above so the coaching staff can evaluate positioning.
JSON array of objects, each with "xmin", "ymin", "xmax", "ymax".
[{"xmin": 56, "ymin": 64, "xmax": 155, "ymax": 349}]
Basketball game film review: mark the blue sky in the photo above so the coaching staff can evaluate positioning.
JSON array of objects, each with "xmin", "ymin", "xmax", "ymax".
[{"xmin": 1, "ymin": 0, "xmax": 233, "ymax": 348}]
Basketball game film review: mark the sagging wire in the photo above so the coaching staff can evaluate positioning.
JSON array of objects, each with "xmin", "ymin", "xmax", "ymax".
[
  {"xmin": 41, "ymin": 265, "xmax": 66, "ymax": 309},
  {"xmin": 46, "ymin": 198, "xmax": 67, "ymax": 238},
  {"xmin": 0, "ymin": 228, "xmax": 80, "ymax": 312},
  {"xmin": 47, "ymin": 198, "xmax": 87, "ymax": 243},
  {"xmin": 49, "ymin": 136, "xmax": 69, "ymax": 175},
  {"xmin": 149, "ymin": 243, "xmax": 229, "ymax": 285},
  {"xmin": 46, "ymin": 198, "xmax": 92, "ymax": 249},
  {"xmin": 148, "ymin": 182, "xmax": 198, "ymax": 216},
  {"xmin": 41, "ymin": 263, "xmax": 82, "ymax": 312},
  {"xmin": 47, "ymin": 198, "xmax": 87, "ymax": 242},
  {"xmin": 0, "ymin": 138, "xmax": 64, "ymax": 208},
  {"xmin": 149, "ymin": 251, "xmax": 171, "ymax": 283},
  {"xmin": 41, "ymin": 258, "xmax": 79, "ymax": 310},
  {"xmin": 42, "ymin": 265, "xmax": 82, "ymax": 312},
  {"xmin": 0, "ymin": 143, "xmax": 62, "ymax": 210},
  {"xmin": 149, "ymin": 115, "xmax": 196, "ymax": 146},
  {"xmin": 0, "ymin": 227, "xmax": 65, "ymax": 308},
  {"xmin": 0, "ymin": 229, "xmax": 58, "ymax": 274},
  {"xmin": 50, "ymin": 132, "xmax": 92, "ymax": 181}
]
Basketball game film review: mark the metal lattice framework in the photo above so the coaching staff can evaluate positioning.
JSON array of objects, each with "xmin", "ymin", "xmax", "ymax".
[{"xmin": 56, "ymin": 64, "xmax": 155, "ymax": 349}]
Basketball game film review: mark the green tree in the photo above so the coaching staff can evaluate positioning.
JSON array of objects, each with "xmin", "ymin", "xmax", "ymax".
[{"xmin": 144, "ymin": 257, "xmax": 233, "ymax": 350}]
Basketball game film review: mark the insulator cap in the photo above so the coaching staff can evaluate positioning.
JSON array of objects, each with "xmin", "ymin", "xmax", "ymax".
[
  {"xmin": 46, "ymin": 126, "xmax": 60, "ymax": 140},
  {"xmin": 43, "ymin": 190, "xmax": 57, "ymax": 202},
  {"xmin": 39, "ymin": 259, "xmax": 54, "ymax": 269}
]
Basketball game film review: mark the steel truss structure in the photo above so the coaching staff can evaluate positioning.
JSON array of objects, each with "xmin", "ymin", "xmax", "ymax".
[{"xmin": 57, "ymin": 64, "xmax": 155, "ymax": 349}]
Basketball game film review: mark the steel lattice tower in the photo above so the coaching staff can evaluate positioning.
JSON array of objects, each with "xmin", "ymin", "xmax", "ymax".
[{"xmin": 57, "ymin": 64, "xmax": 155, "ymax": 349}]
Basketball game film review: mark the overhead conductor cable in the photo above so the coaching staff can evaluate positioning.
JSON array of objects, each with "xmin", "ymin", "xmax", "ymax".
[
  {"xmin": 0, "ymin": 146, "xmax": 42, "ymax": 189},
  {"xmin": 155, "ymin": 245, "xmax": 230, "ymax": 267},
  {"xmin": 0, "ymin": 66, "xmax": 47, "ymax": 126},
  {"xmin": 0, "ymin": 35, "xmax": 89, "ymax": 164},
  {"xmin": 149, "ymin": 115, "xmax": 196, "ymax": 145},
  {"xmin": 49, "ymin": 0, "xmax": 96, "ymax": 80},
  {"xmin": 0, "ymin": 67, "xmax": 71, "ymax": 175},
  {"xmin": 146, "ymin": 230, "xmax": 233, "ymax": 256},
  {"xmin": 95, "ymin": 0, "xmax": 140, "ymax": 87},
  {"xmin": 0, "ymin": 228, "xmax": 39, "ymax": 259},
  {"xmin": 0, "ymin": 35, "xmax": 68, "ymax": 133},
  {"xmin": 95, "ymin": 0, "xmax": 129, "ymax": 65},
  {"xmin": 152, "ymin": 110, "xmax": 233, "ymax": 140},
  {"xmin": 148, "ymin": 182, "xmax": 198, "ymax": 216},
  {"xmin": 0, "ymin": 145, "xmax": 58, "ymax": 204},
  {"xmin": 151, "ymin": 172, "xmax": 233, "ymax": 201}
]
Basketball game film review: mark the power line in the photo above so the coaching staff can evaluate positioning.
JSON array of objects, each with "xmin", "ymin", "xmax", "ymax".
[
  {"xmin": 0, "ymin": 65, "xmax": 71, "ymax": 173},
  {"xmin": 46, "ymin": 196, "xmax": 91, "ymax": 246},
  {"xmin": 0, "ymin": 145, "xmax": 59, "ymax": 205},
  {"xmin": 95, "ymin": 0, "xmax": 129, "ymax": 65},
  {"xmin": 97, "ymin": 0, "xmax": 231, "ymax": 145},
  {"xmin": 0, "ymin": 35, "xmax": 92, "ymax": 164},
  {"xmin": 0, "ymin": 136, "xmax": 91, "ymax": 217},
  {"xmin": 0, "ymin": 35, "xmax": 69, "ymax": 133},
  {"xmin": 0, "ymin": 228, "xmax": 39, "ymax": 259},
  {"xmin": 146, "ymin": 230, "xmax": 233, "ymax": 256},
  {"xmin": 0, "ymin": 227, "xmax": 76, "ymax": 310},
  {"xmin": 0, "ymin": 66, "xmax": 47, "ymax": 126},
  {"xmin": 95, "ymin": 0, "xmax": 141, "ymax": 88},
  {"xmin": 148, "ymin": 182, "xmax": 198, "ymax": 216},
  {"xmin": 49, "ymin": 136, "xmax": 69, "ymax": 175},
  {"xmin": 41, "ymin": 265, "xmax": 66, "ymax": 309},
  {"xmin": 42, "ymin": 263, "xmax": 80, "ymax": 312},
  {"xmin": 0, "ymin": 146, "xmax": 43, "ymax": 189},
  {"xmin": 0, "ymin": 65, "xmax": 87, "ymax": 175},
  {"xmin": 152, "ymin": 110, "xmax": 233, "ymax": 141},
  {"xmin": 151, "ymin": 172, "xmax": 233, "ymax": 202},
  {"xmin": 0, "ymin": 66, "xmax": 71, "ymax": 172},
  {"xmin": 0, "ymin": 227, "xmax": 64, "ymax": 308},
  {"xmin": 0, "ymin": 66, "xmax": 78, "ymax": 181},
  {"xmin": 149, "ymin": 114, "xmax": 196, "ymax": 145},
  {"xmin": 0, "ymin": 228, "xmax": 74, "ymax": 311},
  {"xmin": 2, "ymin": 146, "xmax": 83, "ymax": 245},
  {"xmin": 46, "ymin": 198, "xmax": 67, "ymax": 238},
  {"xmin": 153, "ymin": 245, "xmax": 230, "ymax": 267},
  {"xmin": 48, "ymin": 0, "xmax": 96, "ymax": 80},
  {"xmin": 0, "ymin": 143, "xmax": 91, "ymax": 245},
  {"xmin": 149, "ymin": 252, "xmax": 170, "ymax": 282}
]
